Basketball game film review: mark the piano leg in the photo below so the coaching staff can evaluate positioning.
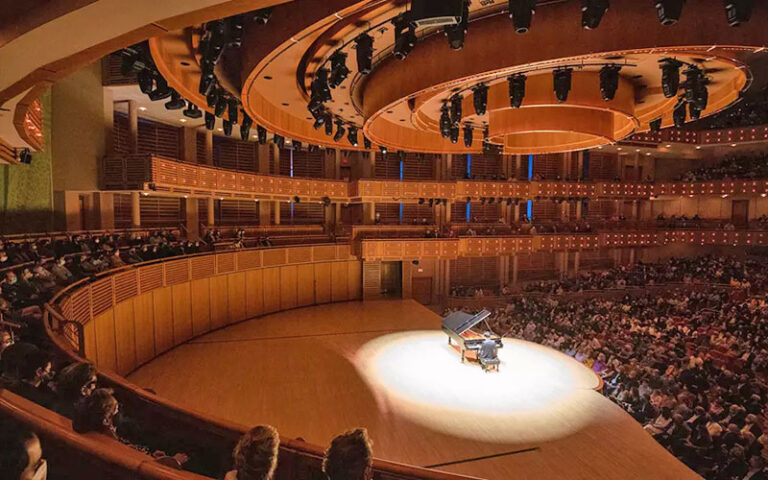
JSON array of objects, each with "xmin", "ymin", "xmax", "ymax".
[{"xmin": 461, "ymin": 350, "xmax": 465, "ymax": 363}]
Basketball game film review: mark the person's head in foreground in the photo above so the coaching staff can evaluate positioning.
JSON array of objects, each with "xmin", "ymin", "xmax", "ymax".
[
  {"xmin": 229, "ymin": 425, "xmax": 279, "ymax": 480},
  {"xmin": 323, "ymin": 428, "xmax": 373, "ymax": 480},
  {"xmin": 0, "ymin": 426, "xmax": 47, "ymax": 480}
]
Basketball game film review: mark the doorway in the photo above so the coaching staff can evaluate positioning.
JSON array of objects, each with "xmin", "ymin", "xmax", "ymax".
[
  {"xmin": 380, "ymin": 261, "xmax": 402, "ymax": 298},
  {"xmin": 412, "ymin": 277, "xmax": 433, "ymax": 305},
  {"xmin": 732, "ymin": 200, "xmax": 749, "ymax": 228}
]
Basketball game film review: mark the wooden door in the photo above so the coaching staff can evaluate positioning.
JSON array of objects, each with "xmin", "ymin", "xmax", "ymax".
[{"xmin": 412, "ymin": 277, "xmax": 433, "ymax": 305}]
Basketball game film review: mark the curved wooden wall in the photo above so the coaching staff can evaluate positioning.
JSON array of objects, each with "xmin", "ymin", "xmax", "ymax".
[{"xmin": 55, "ymin": 244, "xmax": 360, "ymax": 374}]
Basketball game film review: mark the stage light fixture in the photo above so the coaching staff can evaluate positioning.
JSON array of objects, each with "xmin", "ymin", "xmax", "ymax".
[
  {"xmin": 312, "ymin": 68, "xmax": 333, "ymax": 104},
  {"xmin": 660, "ymin": 58, "xmax": 683, "ymax": 98},
  {"xmin": 581, "ymin": 0, "xmax": 609, "ymax": 29},
  {"xmin": 507, "ymin": 73, "xmax": 528, "ymax": 109},
  {"xmin": 688, "ymin": 100, "xmax": 702, "ymax": 121},
  {"xmin": 17, "ymin": 148, "xmax": 32, "ymax": 165},
  {"xmin": 419, "ymin": 198, "xmax": 425, "ymax": 205},
  {"xmin": 215, "ymin": 96, "xmax": 228, "ymax": 117},
  {"xmin": 684, "ymin": 66, "xmax": 709, "ymax": 112},
  {"xmin": 137, "ymin": 69, "xmax": 154, "ymax": 94},
  {"xmin": 165, "ymin": 90, "xmax": 186, "ymax": 110},
  {"xmin": 508, "ymin": 0, "xmax": 536, "ymax": 34},
  {"xmin": 329, "ymin": 51, "xmax": 351, "ymax": 88},
  {"xmin": 206, "ymin": 91, "xmax": 219, "ymax": 108},
  {"xmin": 183, "ymin": 102, "xmax": 203, "ymax": 119},
  {"xmin": 380, "ymin": 146, "xmax": 389, "ymax": 155},
  {"xmin": 273, "ymin": 133, "xmax": 285, "ymax": 148},
  {"xmin": 355, "ymin": 34, "xmax": 374, "ymax": 75},
  {"xmin": 199, "ymin": 70, "xmax": 216, "ymax": 96},
  {"xmin": 725, "ymin": 0, "xmax": 754, "ymax": 26},
  {"xmin": 428, "ymin": 199, "xmax": 435, "ymax": 207},
  {"xmin": 347, "ymin": 126, "xmax": 359, "ymax": 147},
  {"xmin": 257, "ymin": 125, "xmax": 268, "ymax": 144},
  {"xmin": 472, "ymin": 84, "xmax": 489, "ymax": 116},
  {"xmin": 325, "ymin": 115, "xmax": 335, "ymax": 136},
  {"xmin": 463, "ymin": 125, "xmax": 473, "ymax": 147},
  {"xmin": 450, "ymin": 94, "xmax": 463, "ymax": 126},
  {"xmin": 222, "ymin": 119, "xmax": 233, "ymax": 136},
  {"xmin": 228, "ymin": 99, "xmax": 239, "ymax": 124},
  {"xmin": 443, "ymin": 0, "xmax": 469, "ymax": 50},
  {"xmin": 439, "ymin": 105, "xmax": 452, "ymax": 138},
  {"xmin": 410, "ymin": 0, "xmax": 464, "ymax": 28},
  {"xmin": 363, "ymin": 136, "xmax": 372, "ymax": 149},
  {"xmin": 599, "ymin": 64, "xmax": 621, "ymax": 101},
  {"xmin": 312, "ymin": 109, "xmax": 326, "ymax": 130},
  {"xmin": 148, "ymin": 76, "xmax": 172, "ymax": 101},
  {"xmin": 240, "ymin": 114, "xmax": 253, "ymax": 140},
  {"xmin": 253, "ymin": 7, "xmax": 273, "ymax": 24},
  {"xmin": 655, "ymin": 0, "xmax": 684, "ymax": 26},
  {"xmin": 292, "ymin": 140, "xmax": 302, "ymax": 150},
  {"xmin": 449, "ymin": 125, "xmax": 460, "ymax": 144},
  {"xmin": 205, "ymin": 112, "xmax": 216, "ymax": 130},
  {"xmin": 393, "ymin": 15, "xmax": 417, "ymax": 61},
  {"xmin": 293, "ymin": 196, "xmax": 301, "ymax": 203},
  {"xmin": 673, "ymin": 99, "xmax": 687, "ymax": 128},
  {"xmin": 334, "ymin": 120, "xmax": 346, "ymax": 142},
  {"xmin": 553, "ymin": 68, "xmax": 573, "ymax": 103},
  {"xmin": 649, "ymin": 117, "xmax": 662, "ymax": 132},
  {"xmin": 322, "ymin": 196, "xmax": 331, "ymax": 206}
]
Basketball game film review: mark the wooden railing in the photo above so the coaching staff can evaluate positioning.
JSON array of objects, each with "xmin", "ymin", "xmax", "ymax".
[{"xmin": 43, "ymin": 245, "xmax": 480, "ymax": 480}]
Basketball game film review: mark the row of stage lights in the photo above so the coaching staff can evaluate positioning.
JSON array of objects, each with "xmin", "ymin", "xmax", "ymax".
[{"xmin": 308, "ymin": 0, "xmax": 754, "ymax": 146}]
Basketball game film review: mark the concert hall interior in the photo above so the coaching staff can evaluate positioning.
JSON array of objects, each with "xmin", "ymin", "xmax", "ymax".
[{"xmin": 2, "ymin": 1, "xmax": 768, "ymax": 480}]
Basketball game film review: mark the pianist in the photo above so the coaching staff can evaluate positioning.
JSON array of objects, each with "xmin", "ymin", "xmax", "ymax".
[{"xmin": 478, "ymin": 332, "xmax": 500, "ymax": 372}]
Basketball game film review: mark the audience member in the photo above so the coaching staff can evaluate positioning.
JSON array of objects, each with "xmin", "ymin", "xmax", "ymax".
[
  {"xmin": 323, "ymin": 428, "xmax": 373, "ymax": 480},
  {"xmin": 225, "ymin": 425, "xmax": 280, "ymax": 480}
]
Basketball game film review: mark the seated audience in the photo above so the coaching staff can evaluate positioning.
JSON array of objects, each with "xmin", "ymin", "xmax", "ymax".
[
  {"xmin": 0, "ymin": 426, "xmax": 47, "ymax": 480},
  {"xmin": 225, "ymin": 425, "xmax": 280, "ymax": 480},
  {"xmin": 323, "ymin": 428, "xmax": 373, "ymax": 480}
]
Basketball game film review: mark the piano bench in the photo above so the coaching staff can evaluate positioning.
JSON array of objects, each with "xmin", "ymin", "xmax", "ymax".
[{"xmin": 479, "ymin": 357, "xmax": 500, "ymax": 372}]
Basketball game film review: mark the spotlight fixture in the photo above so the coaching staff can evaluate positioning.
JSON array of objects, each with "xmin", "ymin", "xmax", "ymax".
[
  {"xmin": 183, "ymin": 102, "xmax": 203, "ymax": 119},
  {"xmin": 393, "ymin": 14, "xmax": 417, "ymax": 61},
  {"xmin": 329, "ymin": 51, "xmax": 351, "ymax": 88},
  {"xmin": 655, "ymin": 0, "xmax": 684, "ymax": 26},
  {"xmin": 673, "ymin": 98, "xmax": 687, "ymax": 128},
  {"xmin": 684, "ymin": 66, "xmax": 709, "ymax": 112},
  {"xmin": 463, "ymin": 125, "xmax": 473, "ymax": 147},
  {"xmin": 222, "ymin": 119, "xmax": 233, "ymax": 136},
  {"xmin": 599, "ymin": 64, "xmax": 621, "ymax": 101},
  {"xmin": 428, "ymin": 199, "xmax": 435, "ymax": 207},
  {"xmin": 449, "ymin": 125, "xmax": 460, "ymax": 144},
  {"xmin": 649, "ymin": 117, "xmax": 662, "ymax": 132},
  {"xmin": 725, "ymin": 0, "xmax": 754, "ymax": 26},
  {"xmin": 215, "ymin": 96, "xmax": 228, "ymax": 117},
  {"xmin": 450, "ymin": 94, "xmax": 463, "ymax": 126},
  {"xmin": 137, "ymin": 69, "xmax": 154, "ymax": 94},
  {"xmin": 273, "ymin": 133, "xmax": 285, "ymax": 148},
  {"xmin": 322, "ymin": 196, "xmax": 331, "ymax": 206},
  {"xmin": 324, "ymin": 115, "xmax": 335, "ymax": 136},
  {"xmin": 439, "ymin": 105, "xmax": 452, "ymax": 138},
  {"xmin": 380, "ymin": 145, "xmax": 388, "ymax": 155},
  {"xmin": 253, "ymin": 7, "xmax": 273, "ymax": 24},
  {"xmin": 363, "ymin": 136, "xmax": 372, "ymax": 149},
  {"xmin": 205, "ymin": 112, "xmax": 216, "ymax": 130},
  {"xmin": 206, "ymin": 91, "xmax": 219, "ymax": 108},
  {"xmin": 688, "ymin": 99, "xmax": 702, "ymax": 121},
  {"xmin": 293, "ymin": 196, "xmax": 301, "ymax": 203},
  {"xmin": 312, "ymin": 109, "xmax": 326, "ymax": 130},
  {"xmin": 472, "ymin": 84, "xmax": 489, "ymax": 116},
  {"xmin": 333, "ymin": 120, "xmax": 346, "ymax": 142},
  {"xmin": 308, "ymin": 68, "xmax": 332, "ymax": 113},
  {"xmin": 508, "ymin": 74, "xmax": 527, "ymax": 108},
  {"xmin": 240, "ymin": 114, "xmax": 253, "ymax": 141},
  {"xmin": 17, "ymin": 148, "xmax": 32, "ymax": 165},
  {"xmin": 553, "ymin": 68, "xmax": 573, "ymax": 103},
  {"xmin": 199, "ymin": 70, "xmax": 216, "ymax": 96},
  {"xmin": 347, "ymin": 126, "xmax": 359, "ymax": 147},
  {"xmin": 581, "ymin": 0, "xmax": 609, "ymax": 30},
  {"xmin": 410, "ymin": 0, "xmax": 464, "ymax": 27},
  {"xmin": 508, "ymin": 0, "xmax": 536, "ymax": 34},
  {"xmin": 660, "ymin": 58, "xmax": 683, "ymax": 98},
  {"xmin": 257, "ymin": 125, "xmax": 267, "ymax": 144},
  {"xmin": 419, "ymin": 198, "xmax": 425, "ymax": 205},
  {"xmin": 443, "ymin": 0, "xmax": 469, "ymax": 50},
  {"xmin": 355, "ymin": 34, "xmax": 374, "ymax": 75},
  {"xmin": 228, "ymin": 98, "xmax": 240, "ymax": 124},
  {"xmin": 164, "ymin": 90, "xmax": 186, "ymax": 110},
  {"xmin": 148, "ymin": 76, "xmax": 172, "ymax": 101},
  {"xmin": 292, "ymin": 140, "xmax": 302, "ymax": 150}
]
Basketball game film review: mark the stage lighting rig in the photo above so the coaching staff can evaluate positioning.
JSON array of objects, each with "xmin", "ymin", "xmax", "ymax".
[
  {"xmin": 199, "ymin": 71, "xmax": 216, "ymax": 96},
  {"xmin": 508, "ymin": 0, "xmax": 536, "ymax": 34},
  {"xmin": 659, "ymin": 58, "xmax": 683, "ymax": 98},
  {"xmin": 308, "ymin": 68, "xmax": 333, "ymax": 114},
  {"xmin": 355, "ymin": 34, "xmax": 374, "ymax": 75},
  {"xmin": 463, "ymin": 125, "xmax": 474, "ymax": 147},
  {"xmin": 205, "ymin": 112, "xmax": 215, "ymax": 130},
  {"xmin": 223, "ymin": 119, "xmax": 233, "ymax": 136},
  {"xmin": 329, "ymin": 51, "xmax": 350, "ymax": 88},
  {"xmin": 649, "ymin": 117, "xmax": 662, "ymax": 132},
  {"xmin": 240, "ymin": 114, "xmax": 253, "ymax": 141},
  {"xmin": 725, "ymin": 0, "xmax": 754, "ymax": 26},
  {"xmin": 257, "ymin": 125, "xmax": 267, "ymax": 144},
  {"xmin": 253, "ymin": 7, "xmax": 273, "ymax": 25},
  {"xmin": 206, "ymin": 91, "xmax": 218, "ymax": 108},
  {"xmin": 443, "ymin": 0, "xmax": 469, "ymax": 50},
  {"xmin": 324, "ymin": 115, "xmax": 335, "ymax": 136},
  {"xmin": 364, "ymin": 136, "xmax": 372, "ymax": 149},
  {"xmin": 120, "ymin": 46, "xmax": 148, "ymax": 76},
  {"xmin": 380, "ymin": 146, "xmax": 389, "ymax": 155},
  {"xmin": 410, "ymin": 0, "xmax": 464, "ymax": 27},
  {"xmin": 581, "ymin": 0, "xmax": 609, "ymax": 29},
  {"xmin": 440, "ymin": 105, "xmax": 452, "ymax": 138},
  {"xmin": 333, "ymin": 120, "xmax": 346, "ymax": 142},
  {"xmin": 599, "ymin": 64, "xmax": 621, "ymax": 101},
  {"xmin": 472, "ymin": 84, "xmax": 489, "ymax": 116},
  {"xmin": 17, "ymin": 148, "xmax": 32, "ymax": 165},
  {"xmin": 508, "ymin": 74, "xmax": 527, "ymax": 108},
  {"xmin": 684, "ymin": 66, "xmax": 709, "ymax": 112},
  {"xmin": 673, "ymin": 98, "xmax": 687, "ymax": 128},
  {"xmin": 164, "ymin": 90, "xmax": 186, "ymax": 110},
  {"xmin": 215, "ymin": 96, "xmax": 228, "ymax": 118},
  {"xmin": 450, "ymin": 94, "xmax": 463, "ymax": 126},
  {"xmin": 273, "ymin": 133, "xmax": 285, "ymax": 149},
  {"xmin": 228, "ymin": 99, "xmax": 240, "ymax": 123},
  {"xmin": 348, "ymin": 126, "xmax": 359, "ymax": 147},
  {"xmin": 449, "ymin": 125, "xmax": 460, "ymax": 144},
  {"xmin": 148, "ymin": 76, "xmax": 172, "ymax": 101},
  {"xmin": 183, "ymin": 102, "xmax": 203, "ymax": 119},
  {"xmin": 553, "ymin": 68, "xmax": 573, "ymax": 103},
  {"xmin": 688, "ymin": 99, "xmax": 702, "ymax": 121},
  {"xmin": 393, "ymin": 15, "xmax": 417, "ymax": 61},
  {"xmin": 137, "ymin": 69, "xmax": 154, "ymax": 94},
  {"xmin": 292, "ymin": 140, "xmax": 302, "ymax": 150},
  {"xmin": 311, "ymin": 108, "xmax": 326, "ymax": 130},
  {"xmin": 655, "ymin": 0, "xmax": 684, "ymax": 26}
]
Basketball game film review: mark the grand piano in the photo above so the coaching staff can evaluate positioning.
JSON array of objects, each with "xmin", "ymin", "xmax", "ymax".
[{"xmin": 441, "ymin": 309, "xmax": 503, "ymax": 363}]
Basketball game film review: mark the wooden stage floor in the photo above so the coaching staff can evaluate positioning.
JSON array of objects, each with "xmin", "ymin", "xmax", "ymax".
[{"xmin": 127, "ymin": 300, "xmax": 700, "ymax": 480}]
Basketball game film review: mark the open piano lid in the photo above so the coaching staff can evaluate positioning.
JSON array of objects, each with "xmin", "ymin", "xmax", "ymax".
[{"xmin": 442, "ymin": 309, "xmax": 491, "ymax": 335}]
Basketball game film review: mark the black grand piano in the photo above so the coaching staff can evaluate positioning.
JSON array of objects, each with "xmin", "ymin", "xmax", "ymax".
[{"xmin": 441, "ymin": 309, "xmax": 503, "ymax": 363}]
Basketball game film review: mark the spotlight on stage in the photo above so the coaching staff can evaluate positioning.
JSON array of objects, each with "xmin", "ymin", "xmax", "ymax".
[
  {"xmin": 463, "ymin": 125, "xmax": 473, "ymax": 147},
  {"xmin": 599, "ymin": 64, "xmax": 621, "ymax": 101},
  {"xmin": 660, "ymin": 58, "xmax": 683, "ymax": 99},
  {"xmin": 472, "ymin": 84, "xmax": 489, "ymax": 116},
  {"xmin": 355, "ymin": 34, "xmax": 374, "ymax": 75},
  {"xmin": 508, "ymin": 0, "xmax": 536, "ymax": 34},
  {"xmin": 655, "ymin": 0, "xmax": 684, "ymax": 26},
  {"xmin": 508, "ymin": 74, "xmax": 527, "ymax": 108}
]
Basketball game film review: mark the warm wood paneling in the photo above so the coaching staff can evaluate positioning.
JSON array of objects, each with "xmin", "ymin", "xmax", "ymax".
[
  {"xmin": 83, "ymin": 321, "xmax": 97, "ymax": 363},
  {"xmin": 314, "ymin": 263, "xmax": 332, "ymax": 304},
  {"xmin": 347, "ymin": 261, "xmax": 361, "ymax": 300},
  {"xmin": 113, "ymin": 301, "xmax": 137, "ymax": 375},
  {"xmin": 331, "ymin": 262, "xmax": 348, "ymax": 302},
  {"xmin": 227, "ymin": 272, "xmax": 247, "ymax": 325},
  {"xmin": 296, "ymin": 264, "xmax": 315, "ymax": 307},
  {"xmin": 93, "ymin": 311, "xmax": 117, "ymax": 373},
  {"xmin": 262, "ymin": 267, "xmax": 281, "ymax": 314},
  {"xmin": 245, "ymin": 269, "xmax": 264, "ymax": 318},
  {"xmin": 209, "ymin": 275, "xmax": 229, "ymax": 331},
  {"xmin": 152, "ymin": 287, "xmax": 174, "ymax": 354},
  {"xmin": 171, "ymin": 283, "xmax": 193, "ymax": 345},
  {"xmin": 190, "ymin": 279, "xmax": 211, "ymax": 336},
  {"xmin": 132, "ymin": 293, "xmax": 155, "ymax": 366},
  {"xmin": 279, "ymin": 265, "xmax": 298, "ymax": 310}
]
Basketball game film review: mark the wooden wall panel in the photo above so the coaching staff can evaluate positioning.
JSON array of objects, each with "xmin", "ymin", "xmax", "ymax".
[
  {"xmin": 331, "ymin": 262, "xmax": 349, "ymax": 302},
  {"xmin": 262, "ymin": 268, "xmax": 281, "ymax": 314},
  {"xmin": 296, "ymin": 264, "xmax": 315, "ymax": 307},
  {"xmin": 93, "ymin": 311, "xmax": 117, "ymax": 373},
  {"xmin": 245, "ymin": 269, "xmax": 264, "ymax": 318},
  {"xmin": 347, "ymin": 261, "xmax": 361, "ymax": 300},
  {"xmin": 190, "ymin": 279, "xmax": 211, "ymax": 336},
  {"xmin": 152, "ymin": 287, "xmax": 174, "ymax": 355},
  {"xmin": 132, "ymin": 293, "xmax": 155, "ymax": 366},
  {"xmin": 227, "ymin": 272, "xmax": 247, "ymax": 325},
  {"xmin": 314, "ymin": 263, "xmax": 331, "ymax": 304},
  {"xmin": 209, "ymin": 275, "xmax": 229, "ymax": 331},
  {"xmin": 171, "ymin": 284, "xmax": 193, "ymax": 345},
  {"xmin": 82, "ymin": 321, "xmax": 97, "ymax": 364},
  {"xmin": 113, "ymin": 301, "xmax": 137, "ymax": 376},
  {"xmin": 279, "ymin": 265, "xmax": 298, "ymax": 310}
]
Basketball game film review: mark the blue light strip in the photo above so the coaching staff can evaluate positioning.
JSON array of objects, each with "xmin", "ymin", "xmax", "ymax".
[
  {"xmin": 466, "ymin": 202, "xmax": 471, "ymax": 222},
  {"xmin": 527, "ymin": 154, "xmax": 533, "ymax": 180},
  {"xmin": 527, "ymin": 200, "xmax": 532, "ymax": 220},
  {"xmin": 466, "ymin": 154, "xmax": 472, "ymax": 178}
]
